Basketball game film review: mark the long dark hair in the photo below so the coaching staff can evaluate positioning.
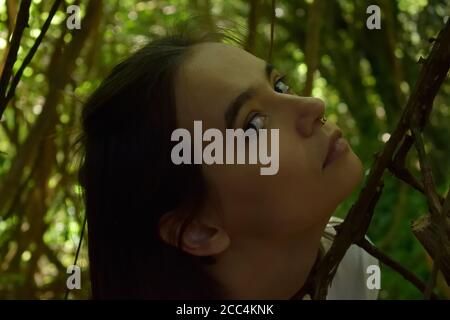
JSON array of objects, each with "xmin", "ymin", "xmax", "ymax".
[{"xmin": 77, "ymin": 31, "xmax": 231, "ymax": 299}]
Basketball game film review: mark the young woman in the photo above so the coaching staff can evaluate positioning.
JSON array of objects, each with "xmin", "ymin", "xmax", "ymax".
[{"xmin": 78, "ymin": 31, "xmax": 379, "ymax": 300}]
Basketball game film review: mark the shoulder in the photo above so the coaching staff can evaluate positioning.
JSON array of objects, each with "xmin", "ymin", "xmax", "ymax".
[{"xmin": 320, "ymin": 216, "xmax": 380, "ymax": 300}]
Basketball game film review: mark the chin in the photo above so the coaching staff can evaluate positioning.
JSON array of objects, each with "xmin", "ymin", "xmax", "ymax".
[{"xmin": 333, "ymin": 149, "xmax": 364, "ymax": 203}]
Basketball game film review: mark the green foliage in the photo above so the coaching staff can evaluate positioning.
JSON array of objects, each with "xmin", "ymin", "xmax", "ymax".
[{"xmin": 0, "ymin": 0, "xmax": 448, "ymax": 299}]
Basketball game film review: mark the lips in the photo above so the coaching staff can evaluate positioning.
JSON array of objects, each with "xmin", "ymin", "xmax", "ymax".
[{"xmin": 323, "ymin": 129, "xmax": 344, "ymax": 169}]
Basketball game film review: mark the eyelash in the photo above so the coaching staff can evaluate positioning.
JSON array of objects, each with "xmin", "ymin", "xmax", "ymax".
[
  {"xmin": 243, "ymin": 75, "xmax": 292, "ymax": 131},
  {"xmin": 244, "ymin": 112, "xmax": 267, "ymax": 132},
  {"xmin": 274, "ymin": 75, "xmax": 291, "ymax": 94}
]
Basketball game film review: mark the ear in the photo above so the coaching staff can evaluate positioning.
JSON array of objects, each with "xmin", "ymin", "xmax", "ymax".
[{"xmin": 158, "ymin": 209, "xmax": 230, "ymax": 257}]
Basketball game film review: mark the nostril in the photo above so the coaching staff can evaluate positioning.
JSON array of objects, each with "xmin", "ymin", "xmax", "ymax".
[
  {"xmin": 296, "ymin": 116, "xmax": 316, "ymax": 137},
  {"xmin": 293, "ymin": 97, "xmax": 327, "ymax": 137}
]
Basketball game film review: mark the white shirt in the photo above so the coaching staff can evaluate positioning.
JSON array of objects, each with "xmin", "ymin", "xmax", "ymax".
[{"xmin": 304, "ymin": 216, "xmax": 380, "ymax": 300}]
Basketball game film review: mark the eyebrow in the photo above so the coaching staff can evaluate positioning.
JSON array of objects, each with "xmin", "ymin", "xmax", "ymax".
[{"xmin": 224, "ymin": 63, "xmax": 275, "ymax": 129}]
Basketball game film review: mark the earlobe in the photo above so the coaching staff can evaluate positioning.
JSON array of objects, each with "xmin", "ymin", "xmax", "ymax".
[
  {"xmin": 158, "ymin": 211, "xmax": 230, "ymax": 256},
  {"xmin": 181, "ymin": 222, "xmax": 230, "ymax": 256}
]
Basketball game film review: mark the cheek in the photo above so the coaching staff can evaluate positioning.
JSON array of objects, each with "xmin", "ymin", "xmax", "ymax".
[
  {"xmin": 249, "ymin": 142, "xmax": 335, "ymax": 230},
  {"xmin": 201, "ymin": 165, "xmax": 290, "ymax": 237},
  {"xmin": 200, "ymin": 137, "xmax": 329, "ymax": 233},
  {"xmin": 201, "ymin": 164, "xmax": 261, "ymax": 215},
  {"xmin": 199, "ymin": 137, "xmax": 364, "ymax": 238},
  {"xmin": 202, "ymin": 163, "xmax": 323, "ymax": 238}
]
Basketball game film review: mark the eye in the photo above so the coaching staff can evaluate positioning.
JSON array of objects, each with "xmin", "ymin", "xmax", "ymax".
[
  {"xmin": 274, "ymin": 75, "xmax": 291, "ymax": 94},
  {"xmin": 244, "ymin": 113, "xmax": 267, "ymax": 132}
]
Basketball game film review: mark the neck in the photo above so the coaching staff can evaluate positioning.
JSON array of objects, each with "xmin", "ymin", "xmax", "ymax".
[{"xmin": 207, "ymin": 221, "xmax": 327, "ymax": 300}]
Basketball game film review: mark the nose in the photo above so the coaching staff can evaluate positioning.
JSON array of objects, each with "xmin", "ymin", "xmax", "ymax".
[{"xmin": 294, "ymin": 97, "xmax": 326, "ymax": 137}]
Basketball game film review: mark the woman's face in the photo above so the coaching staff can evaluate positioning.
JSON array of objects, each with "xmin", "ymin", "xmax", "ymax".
[{"xmin": 173, "ymin": 42, "xmax": 363, "ymax": 243}]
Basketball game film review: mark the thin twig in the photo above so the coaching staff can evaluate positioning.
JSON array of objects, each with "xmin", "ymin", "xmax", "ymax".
[
  {"xmin": 64, "ymin": 215, "xmax": 87, "ymax": 300},
  {"xmin": 356, "ymin": 238, "xmax": 439, "ymax": 300},
  {"xmin": 389, "ymin": 164, "xmax": 425, "ymax": 194},
  {"xmin": 389, "ymin": 164, "xmax": 445, "ymax": 204},
  {"xmin": 5, "ymin": 0, "xmax": 64, "ymax": 105},
  {"xmin": 0, "ymin": 0, "xmax": 32, "ymax": 118},
  {"xmin": 387, "ymin": 134, "xmax": 422, "ymax": 192}
]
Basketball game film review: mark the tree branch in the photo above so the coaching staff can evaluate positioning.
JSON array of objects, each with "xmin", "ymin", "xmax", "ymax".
[
  {"xmin": 4, "ymin": 0, "xmax": 64, "ymax": 105},
  {"xmin": 0, "ymin": 0, "xmax": 32, "ymax": 118},
  {"xmin": 411, "ymin": 127, "xmax": 450, "ymax": 297},
  {"xmin": 0, "ymin": 0, "xmax": 104, "ymax": 218},
  {"xmin": 312, "ymin": 19, "xmax": 450, "ymax": 299}
]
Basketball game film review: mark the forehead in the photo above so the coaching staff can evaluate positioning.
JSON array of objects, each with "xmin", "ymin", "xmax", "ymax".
[{"xmin": 174, "ymin": 42, "xmax": 266, "ymax": 129}]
